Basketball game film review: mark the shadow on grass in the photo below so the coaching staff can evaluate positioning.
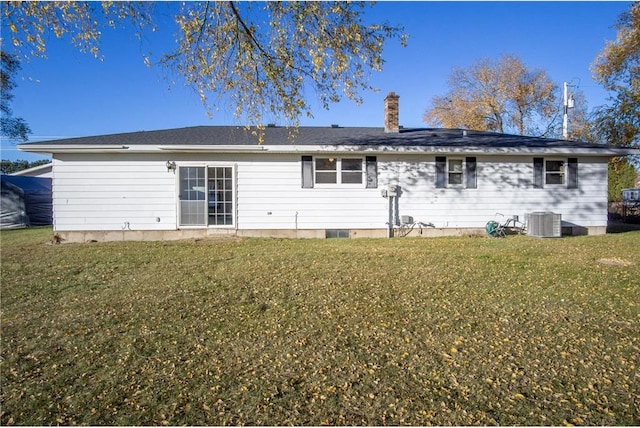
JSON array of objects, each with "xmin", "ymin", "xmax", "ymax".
[{"xmin": 607, "ymin": 219, "xmax": 640, "ymax": 234}]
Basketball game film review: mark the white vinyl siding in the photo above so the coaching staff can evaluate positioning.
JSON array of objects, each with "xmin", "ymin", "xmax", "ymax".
[
  {"xmin": 237, "ymin": 155, "xmax": 382, "ymax": 229},
  {"xmin": 52, "ymin": 154, "xmax": 177, "ymax": 232},
  {"xmin": 51, "ymin": 152, "xmax": 610, "ymax": 233},
  {"xmin": 380, "ymin": 155, "xmax": 607, "ymax": 229}
]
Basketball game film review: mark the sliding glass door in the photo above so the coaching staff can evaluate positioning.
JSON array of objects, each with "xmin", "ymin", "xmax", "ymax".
[
  {"xmin": 179, "ymin": 166, "xmax": 234, "ymax": 227},
  {"xmin": 207, "ymin": 166, "xmax": 233, "ymax": 226}
]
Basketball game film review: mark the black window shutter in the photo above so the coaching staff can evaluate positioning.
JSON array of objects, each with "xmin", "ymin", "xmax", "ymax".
[
  {"xmin": 533, "ymin": 157, "xmax": 544, "ymax": 188},
  {"xmin": 436, "ymin": 156, "xmax": 446, "ymax": 188},
  {"xmin": 567, "ymin": 158, "xmax": 578, "ymax": 189},
  {"xmin": 301, "ymin": 156, "xmax": 313, "ymax": 188},
  {"xmin": 466, "ymin": 157, "xmax": 477, "ymax": 189},
  {"xmin": 365, "ymin": 156, "xmax": 378, "ymax": 188}
]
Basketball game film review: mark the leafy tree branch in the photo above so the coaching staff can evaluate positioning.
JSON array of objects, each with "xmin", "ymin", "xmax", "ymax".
[
  {"xmin": 0, "ymin": 52, "xmax": 31, "ymax": 141},
  {"xmin": 2, "ymin": 1, "xmax": 406, "ymax": 138},
  {"xmin": 591, "ymin": 2, "xmax": 639, "ymax": 147}
]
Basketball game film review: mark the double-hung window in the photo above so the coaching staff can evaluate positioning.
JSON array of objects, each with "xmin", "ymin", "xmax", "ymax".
[
  {"xmin": 545, "ymin": 160, "xmax": 565, "ymax": 185},
  {"xmin": 436, "ymin": 156, "xmax": 477, "ymax": 189},
  {"xmin": 534, "ymin": 158, "xmax": 578, "ymax": 188},
  {"xmin": 302, "ymin": 156, "xmax": 377, "ymax": 188},
  {"xmin": 448, "ymin": 159, "xmax": 464, "ymax": 185},
  {"xmin": 341, "ymin": 159, "xmax": 364, "ymax": 184},
  {"xmin": 315, "ymin": 158, "xmax": 338, "ymax": 184},
  {"xmin": 314, "ymin": 158, "xmax": 363, "ymax": 185}
]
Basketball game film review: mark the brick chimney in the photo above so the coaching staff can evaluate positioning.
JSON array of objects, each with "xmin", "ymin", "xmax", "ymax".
[{"xmin": 384, "ymin": 92, "xmax": 400, "ymax": 133}]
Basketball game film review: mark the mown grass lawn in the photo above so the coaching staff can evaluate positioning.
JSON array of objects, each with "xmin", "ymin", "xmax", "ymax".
[{"xmin": 1, "ymin": 227, "xmax": 639, "ymax": 425}]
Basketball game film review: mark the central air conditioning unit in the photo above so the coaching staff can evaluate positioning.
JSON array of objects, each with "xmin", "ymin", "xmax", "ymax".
[{"xmin": 526, "ymin": 212, "xmax": 562, "ymax": 238}]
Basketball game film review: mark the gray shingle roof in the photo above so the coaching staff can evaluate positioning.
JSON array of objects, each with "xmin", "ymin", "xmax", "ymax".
[{"xmin": 19, "ymin": 125, "xmax": 619, "ymax": 149}]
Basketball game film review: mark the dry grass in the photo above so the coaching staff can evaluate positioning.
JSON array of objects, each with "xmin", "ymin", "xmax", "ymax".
[{"xmin": 1, "ymin": 227, "xmax": 639, "ymax": 425}]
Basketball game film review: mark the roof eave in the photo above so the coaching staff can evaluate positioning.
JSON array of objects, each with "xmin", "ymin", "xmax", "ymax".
[
  {"xmin": 19, "ymin": 143, "xmax": 639, "ymax": 157},
  {"xmin": 18, "ymin": 144, "xmax": 131, "ymax": 154}
]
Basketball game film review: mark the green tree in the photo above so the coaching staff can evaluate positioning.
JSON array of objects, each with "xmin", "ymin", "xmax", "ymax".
[
  {"xmin": 591, "ymin": 2, "xmax": 640, "ymax": 147},
  {"xmin": 608, "ymin": 157, "xmax": 637, "ymax": 202},
  {"xmin": 423, "ymin": 54, "xmax": 557, "ymax": 136},
  {"xmin": 0, "ymin": 52, "xmax": 31, "ymax": 141},
  {"xmin": 3, "ymin": 1, "xmax": 406, "ymax": 132}
]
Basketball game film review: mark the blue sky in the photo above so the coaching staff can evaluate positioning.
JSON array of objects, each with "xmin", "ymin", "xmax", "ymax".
[{"xmin": 1, "ymin": 1, "xmax": 632, "ymax": 162}]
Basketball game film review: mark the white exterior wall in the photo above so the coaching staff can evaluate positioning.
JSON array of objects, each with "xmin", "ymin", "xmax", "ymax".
[
  {"xmin": 236, "ymin": 155, "xmax": 386, "ymax": 230},
  {"xmin": 379, "ymin": 155, "xmax": 608, "ymax": 229},
  {"xmin": 53, "ymin": 154, "xmax": 177, "ymax": 231},
  {"xmin": 51, "ymin": 152, "xmax": 609, "ymax": 233}
]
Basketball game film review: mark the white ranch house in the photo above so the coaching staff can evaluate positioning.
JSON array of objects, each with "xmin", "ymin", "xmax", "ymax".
[{"xmin": 19, "ymin": 93, "xmax": 638, "ymax": 242}]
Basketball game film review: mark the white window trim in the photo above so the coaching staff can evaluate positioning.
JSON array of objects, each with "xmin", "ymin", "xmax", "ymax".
[
  {"xmin": 544, "ymin": 158, "xmax": 567, "ymax": 187},
  {"xmin": 314, "ymin": 157, "xmax": 365, "ymax": 188},
  {"xmin": 447, "ymin": 158, "xmax": 465, "ymax": 188}
]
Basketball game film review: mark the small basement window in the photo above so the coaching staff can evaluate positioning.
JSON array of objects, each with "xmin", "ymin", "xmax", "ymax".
[{"xmin": 326, "ymin": 229, "xmax": 350, "ymax": 238}]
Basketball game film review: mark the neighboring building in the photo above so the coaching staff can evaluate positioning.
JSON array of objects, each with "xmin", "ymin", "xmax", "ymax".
[
  {"xmin": 0, "ymin": 175, "xmax": 53, "ymax": 228},
  {"xmin": 18, "ymin": 93, "xmax": 639, "ymax": 242},
  {"xmin": 10, "ymin": 163, "xmax": 53, "ymax": 179},
  {"xmin": 0, "ymin": 179, "xmax": 28, "ymax": 229},
  {"xmin": 2, "ymin": 163, "xmax": 53, "ymax": 228}
]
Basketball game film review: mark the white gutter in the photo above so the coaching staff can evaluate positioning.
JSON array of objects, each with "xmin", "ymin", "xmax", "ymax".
[
  {"xmin": 261, "ymin": 145, "xmax": 639, "ymax": 156},
  {"xmin": 158, "ymin": 145, "xmax": 267, "ymax": 152},
  {"xmin": 161, "ymin": 144, "xmax": 640, "ymax": 156},
  {"xmin": 18, "ymin": 144, "xmax": 130, "ymax": 154}
]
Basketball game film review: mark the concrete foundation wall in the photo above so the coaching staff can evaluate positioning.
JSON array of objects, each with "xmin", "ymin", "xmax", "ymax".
[{"xmin": 53, "ymin": 225, "xmax": 606, "ymax": 243}]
